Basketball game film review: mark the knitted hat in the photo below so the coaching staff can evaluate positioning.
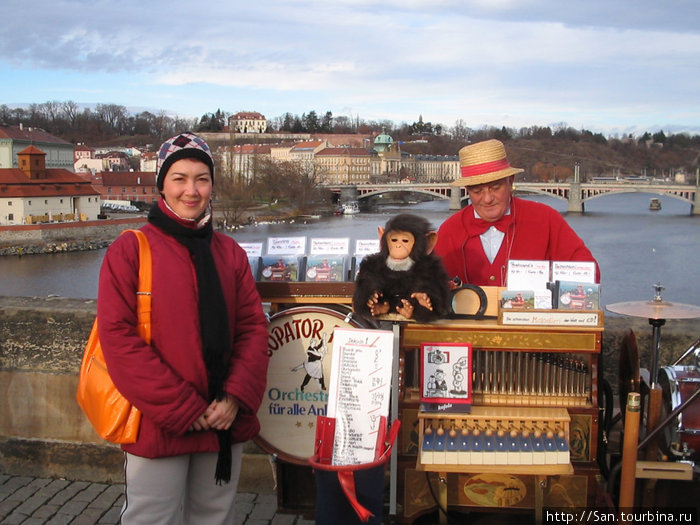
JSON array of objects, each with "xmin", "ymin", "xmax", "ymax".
[
  {"xmin": 156, "ymin": 132, "xmax": 215, "ymax": 190},
  {"xmin": 451, "ymin": 139, "xmax": 523, "ymax": 187}
]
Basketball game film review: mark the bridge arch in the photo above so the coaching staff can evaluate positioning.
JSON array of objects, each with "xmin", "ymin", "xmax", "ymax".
[
  {"xmin": 513, "ymin": 186, "xmax": 569, "ymax": 203},
  {"xmin": 356, "ymin": 187, "xmax": 450, "ymax": 201},
  {"xmin": 579, "ymin": 186, "xmax": 696, "ymax": 206}
]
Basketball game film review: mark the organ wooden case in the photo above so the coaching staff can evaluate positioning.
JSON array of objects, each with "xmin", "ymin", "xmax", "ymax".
[
  {"xmin": 255, "ymin": 282, "xmax": 604, "ymax": 522},
  {"xmin": 395, "ymin": 315, "xmax": 603, "ymax": 522}
]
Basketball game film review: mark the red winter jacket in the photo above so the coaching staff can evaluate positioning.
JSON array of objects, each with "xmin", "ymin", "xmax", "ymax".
[
  {"xmin": 434, "ymin": 198, "xmax": 599, "ymax": 287},
  {"xmin": 97, "ymin": 220, "xmax": 269, "ymax": 458}
]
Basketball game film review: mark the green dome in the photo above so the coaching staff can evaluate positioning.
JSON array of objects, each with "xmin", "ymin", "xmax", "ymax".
[{"xmin": 373, "ymin": 132, "xmax": 394, "ymax": 152}]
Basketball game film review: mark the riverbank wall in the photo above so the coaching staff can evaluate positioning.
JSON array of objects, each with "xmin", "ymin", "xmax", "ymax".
[
  {"xmin": 0, "ymin": 217, "xmax": 147, "ymax": 255},
  {"xmin": 1, "ymin": 295, "xmax": 697, "ymax": 483}
]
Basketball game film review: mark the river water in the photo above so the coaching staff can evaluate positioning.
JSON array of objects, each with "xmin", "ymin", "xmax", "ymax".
[{"xmin": 1, "ymin": 193, "xmax": 698, "ymax": 314}]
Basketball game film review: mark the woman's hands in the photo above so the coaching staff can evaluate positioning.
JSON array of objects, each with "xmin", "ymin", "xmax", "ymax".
[{"xmin": 189, "ymin": 395, "xmax": 240, "ymax": 432}]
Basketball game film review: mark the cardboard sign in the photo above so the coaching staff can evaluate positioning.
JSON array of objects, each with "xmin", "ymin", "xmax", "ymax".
[{"xmin": 327, "ymin": 327, "xmax": 394, "ymax": 465}]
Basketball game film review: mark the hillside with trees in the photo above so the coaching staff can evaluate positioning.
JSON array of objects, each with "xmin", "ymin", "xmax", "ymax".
[{"xmin": 2, "ymin": 101, "xmax": 698, "ymax": 181}]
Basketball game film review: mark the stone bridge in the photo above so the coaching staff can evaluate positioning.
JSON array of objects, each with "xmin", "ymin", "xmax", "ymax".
[{"xmin": 326, "ymin": 181, "xmax": 700, "ymax": 214}]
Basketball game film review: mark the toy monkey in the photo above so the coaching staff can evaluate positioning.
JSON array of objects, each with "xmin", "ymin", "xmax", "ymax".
[{"xmin": 353, "ymin": 213, "xmax": 451, "ymax": 323}]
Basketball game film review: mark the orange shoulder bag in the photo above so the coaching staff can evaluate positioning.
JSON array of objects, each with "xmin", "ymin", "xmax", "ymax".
[{"xmin": 76, "ymin": 229, "xmax": 152, "ymax": 444}]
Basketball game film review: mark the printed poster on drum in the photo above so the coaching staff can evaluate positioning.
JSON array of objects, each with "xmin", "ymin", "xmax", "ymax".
[
  {"xmin": 420, "ymin": 342, "xmax": 473, "ymax": 412},
  {"xmin": 256, "ymin": 307, "xmax": 364, "ymax": 463}
]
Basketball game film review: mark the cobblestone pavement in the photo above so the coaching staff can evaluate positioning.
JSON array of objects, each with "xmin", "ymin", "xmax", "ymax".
[{"xmin": 0, "ymin": 474, "xmax": 315, "ymax": 525}]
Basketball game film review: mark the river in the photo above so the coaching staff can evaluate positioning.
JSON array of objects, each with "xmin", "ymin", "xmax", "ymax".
[{"xmin": 0, "ymin": 192, "xmax": 698, "ymax": 314}]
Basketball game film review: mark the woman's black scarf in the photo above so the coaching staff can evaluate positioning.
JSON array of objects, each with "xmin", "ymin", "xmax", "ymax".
[{"xmin": 148, "ymin": 202, "xmax": 233, "ymax": 484}]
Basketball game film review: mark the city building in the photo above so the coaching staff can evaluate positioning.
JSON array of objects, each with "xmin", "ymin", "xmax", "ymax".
[
  {"xmin": 270, "ymin": 140, "xmax": 327, "ymax": 167},
  {"xmin": 315, "ymin": 147, "xmax": 372, "ymax": 184},
  {"xmin": 0, "ymin": 124, "xmax": 75, "ymax": 171},
  {"xmin": 139, "ymin": 151, "xmax": 157, "ymax": 173},
  {"xmin": 228, "ymin": 112, "xmax": 267, "ymax": 133},
  {"xmin": 74, "ymin": 143, "xmax": 95, "ymax": 163},
  {"xmin": 95, "ymin": 151, "xmax": 130, "ymax": 171},
  {"xmin": 93, "ymin": 171, "xmax": 158, "ymax": 205},
  {"xmin": 403, "ymin": 154, "xmax": 460, "ymax": 182},
  {"xmin": 0, "ymin": 146, "xmax": 100, "ymax": 225},
  {"xmin": 216, "ymin": 144, "xmax": 272, "ymax": 182}
]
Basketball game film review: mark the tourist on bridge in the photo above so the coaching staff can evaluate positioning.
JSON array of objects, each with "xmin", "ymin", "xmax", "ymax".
[
  {"xmin": 97, "ymin": 132, "xmax": 269, "ymax": 525},
  {"xmin": 434, "ymin": 139, "xmax": 599, "ymax": 287}
]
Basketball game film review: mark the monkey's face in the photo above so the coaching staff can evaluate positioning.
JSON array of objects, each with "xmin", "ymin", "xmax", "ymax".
[{"xmin": 387, "ymin": 230, "xmax": 415, "ymax": 261}]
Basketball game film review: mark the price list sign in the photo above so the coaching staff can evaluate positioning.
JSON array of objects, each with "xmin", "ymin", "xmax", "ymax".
[{"xmin": 327, "ymin": 328, "xmax": 394, "ymax": 465}]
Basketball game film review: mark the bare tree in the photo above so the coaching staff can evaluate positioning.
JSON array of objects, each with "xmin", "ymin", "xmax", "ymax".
[
  {"xmin": 96, "ymin": 103, "xmax": 128, "ymax": 133},
  {"xmin": 62, "ymin": 101, "xmax": 80, "ymax": 127}
]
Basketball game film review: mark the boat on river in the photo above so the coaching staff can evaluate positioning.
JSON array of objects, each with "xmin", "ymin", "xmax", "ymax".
[
  {"xmin": 649, "ymin": 198, "xmax": 662, "ymax": 211},
  {"xmin": 342, "ymin": 201, "xmax": 360, "ymax": 215}
]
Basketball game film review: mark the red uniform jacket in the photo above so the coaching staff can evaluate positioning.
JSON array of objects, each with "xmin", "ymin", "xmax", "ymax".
[
  {"xmin": 434, "ymin": 198, "xmax": 599, "ymax": 287},
  {"xmin": 98, "ymin": 221, "xmax": 269, "ymax": 458}
]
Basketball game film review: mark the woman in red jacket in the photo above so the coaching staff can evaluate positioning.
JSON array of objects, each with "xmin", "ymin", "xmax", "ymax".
[
  {"xmin": 434, "ymin": 139, "xmax": 599, "ymax": 287},
  {"xmin": 98, "ymin": 132, "xmax": 269, "ymax": 525}
]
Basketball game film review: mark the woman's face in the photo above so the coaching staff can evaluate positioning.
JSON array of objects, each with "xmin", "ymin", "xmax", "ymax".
[{"xmin": 161, "ymin": 158, "xmax": 212, "ymax": 220}]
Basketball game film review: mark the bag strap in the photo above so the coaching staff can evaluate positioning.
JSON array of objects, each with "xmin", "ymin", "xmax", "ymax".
[{"xmin": 122, "ymin": 229, "xmax": 152, "ymax": 344}]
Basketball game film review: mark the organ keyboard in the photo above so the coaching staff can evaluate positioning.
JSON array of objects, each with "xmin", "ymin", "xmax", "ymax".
[{"xmin": 417, "ymin": 407, "xmax": 573, "ymax": 475}]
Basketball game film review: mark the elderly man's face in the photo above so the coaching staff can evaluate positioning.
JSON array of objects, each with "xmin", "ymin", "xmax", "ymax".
[{"xmin": 467, "ymin": 176, "xmax": 514, "ymax": 222}]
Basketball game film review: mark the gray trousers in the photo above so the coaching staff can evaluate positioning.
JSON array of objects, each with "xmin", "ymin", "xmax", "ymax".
[{"xmin": 120, "ymin": 443, "xmax": 244, "ymax": 525}]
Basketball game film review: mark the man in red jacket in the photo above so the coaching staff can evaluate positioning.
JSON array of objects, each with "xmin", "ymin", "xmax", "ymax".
[{"xmin": 434, "ymin": 139, "xmax": 599, "ymax": 287}]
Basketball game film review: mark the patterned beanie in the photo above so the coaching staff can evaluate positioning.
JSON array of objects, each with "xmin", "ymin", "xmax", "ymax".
[{"xmin": 156, "ymin": 132, "xmax": 215, "ymax": 190}]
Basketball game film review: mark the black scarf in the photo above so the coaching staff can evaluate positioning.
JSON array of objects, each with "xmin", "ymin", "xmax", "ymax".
[{"xmin": 148, "ymin": 202, "xmax": 233, "ymax": 484}]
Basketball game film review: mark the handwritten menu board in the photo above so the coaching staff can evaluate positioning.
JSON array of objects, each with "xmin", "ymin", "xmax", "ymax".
[{"xmin": 327, "ymin": 328, "xmax": 394, "ymax": 466}]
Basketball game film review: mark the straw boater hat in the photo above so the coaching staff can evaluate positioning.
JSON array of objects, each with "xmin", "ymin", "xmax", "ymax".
[{"xmin": 451, "ymin": 139, "xmax": 524, "ymax": 187}]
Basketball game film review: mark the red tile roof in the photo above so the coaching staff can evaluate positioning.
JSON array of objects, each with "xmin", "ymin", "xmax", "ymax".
[
  {"xmin": 232, "ymin": 112, "xmax": 265, "ymax": 120},
  {"xmin": 0, "ymin": 168, "xmax": 100, "ymax": 198},
  {"xmin": 100, "ymin": 172, "xmax": 156, "ymax": 186},
  {"xmin": 0, "ymin": 125, "xmax": 72, "ymax": 144},
  {"xmin": 227, "ymin": 144, "xmax": 273, "ymax": 155},
  {"xmin": 315, "ymin": 147, "xmax": 370, "ymax": 156},
  {"xmin": 18, "ymin": 145, "xmax": 47, "ymax": 155},
  {"xmin": 291, "ymin": 141, "xmax": 325, "ymax": 151}
]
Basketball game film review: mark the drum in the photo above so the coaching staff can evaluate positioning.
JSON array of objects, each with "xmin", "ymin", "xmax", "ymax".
[
  {"xmin": 255, "ymin": 306, "xmax": 365, "ymax": 465},
  {"xmin": 657, "ymin": 365, "xmax": 700, "ymax": 462}
]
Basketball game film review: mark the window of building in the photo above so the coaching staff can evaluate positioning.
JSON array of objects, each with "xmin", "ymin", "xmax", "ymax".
[
  {"xmin": 45, "ymin": 200, "xmax": 48, "ymax": 204},
  {"xmin": 60, "ymin": 199, "xmax": 64, "ymax": 203},
  {"xmin": 8, "ymin": 201, "xmax": 11, "ymax": 206},
  {"xmin": 8, "ymin": 213, "xmax": 13, "ymax": 221}
]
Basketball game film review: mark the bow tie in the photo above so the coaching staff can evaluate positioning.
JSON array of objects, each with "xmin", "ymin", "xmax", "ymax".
[{"xmin": 470, "ymin": 213, "xmax": 513, "ymax": 235}]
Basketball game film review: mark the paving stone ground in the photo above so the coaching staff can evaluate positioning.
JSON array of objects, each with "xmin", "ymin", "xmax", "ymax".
[{"xmin": 0, "ymin": 474, "xmax": 316, "ymax": 525}]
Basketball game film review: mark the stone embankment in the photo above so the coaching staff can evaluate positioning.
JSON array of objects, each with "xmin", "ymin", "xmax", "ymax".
[
  {"xmin": 0, "ymin": 239, "xmax": 112, "ymax": 256},
  {"xmin": 0, "ymin": 216, "xmax": 146, "ymax": 256}
]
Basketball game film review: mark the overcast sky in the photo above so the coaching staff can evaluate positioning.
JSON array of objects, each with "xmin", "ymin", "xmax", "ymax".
[{"xmin": 1, "ymin": 0, "xmax": 698, "ymax": 135}]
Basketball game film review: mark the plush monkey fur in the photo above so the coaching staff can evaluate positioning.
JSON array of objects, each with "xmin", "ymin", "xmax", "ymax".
[{"xmin": 353, "ymin": 214, "xmax": 451, "ymax": 322}]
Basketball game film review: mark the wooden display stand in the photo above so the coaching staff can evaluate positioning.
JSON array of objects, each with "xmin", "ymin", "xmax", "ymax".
[{"xmin": 255, "ymin": 283, "xmax": 604, "ymax": 524}]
